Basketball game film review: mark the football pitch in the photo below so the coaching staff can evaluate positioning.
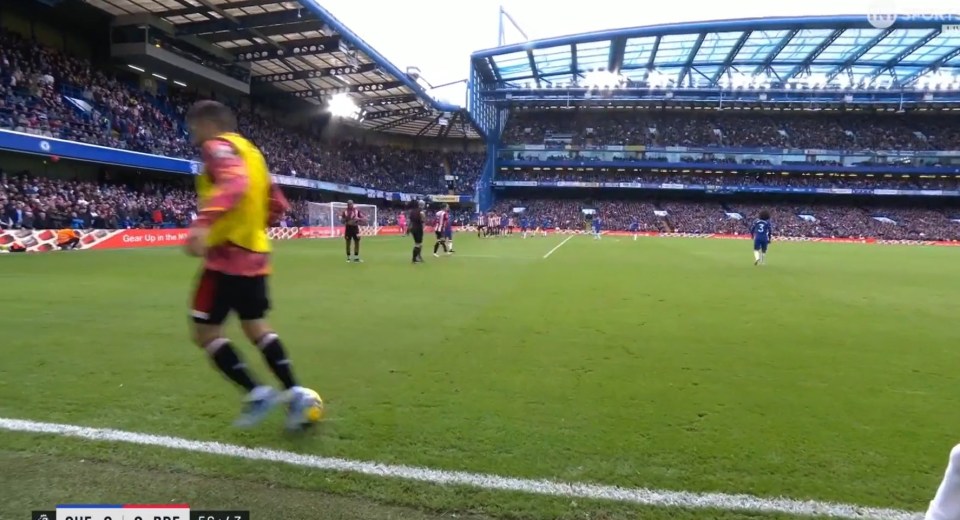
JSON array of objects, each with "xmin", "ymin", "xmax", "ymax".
[{"xmin": 1, "ymin": 234, "xmax": 958, "ymax": 520}]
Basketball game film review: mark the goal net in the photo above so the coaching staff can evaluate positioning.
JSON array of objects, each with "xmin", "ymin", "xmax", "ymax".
[{"xmin": 306, "ymin": 202, "xmax": 379, "ymax": 238}]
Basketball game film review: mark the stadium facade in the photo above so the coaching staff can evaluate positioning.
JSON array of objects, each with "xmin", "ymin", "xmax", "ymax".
[{"xmin": 469, "ymin": 15, "xmax": 960, "ymax": 211}]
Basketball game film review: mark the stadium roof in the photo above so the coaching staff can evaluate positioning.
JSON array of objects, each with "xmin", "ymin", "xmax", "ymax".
[
  {"xmin": 86, "ymin": 0, "xmax": 479, "ymax": 138},
  {"xmin": 471, "ymin": 15, "xmax": 960, "ymax": 90}
]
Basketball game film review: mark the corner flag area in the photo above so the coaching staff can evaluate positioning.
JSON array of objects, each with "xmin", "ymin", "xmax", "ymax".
[{"xmin": 1, "ymin": 235, "xmax": 954, "ymax": 519}]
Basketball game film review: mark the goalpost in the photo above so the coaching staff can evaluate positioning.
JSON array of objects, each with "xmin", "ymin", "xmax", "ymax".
[{"xmin": 306, "ymin": 202, "xmax": 379, "ymax": 238}]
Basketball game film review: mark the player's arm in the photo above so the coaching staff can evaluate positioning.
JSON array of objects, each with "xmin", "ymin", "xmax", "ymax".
[
  {"xmin": 268, "ymin": 183, "xmax": 291, "ymax": 223},
  {"xmin": 193, "ymin": 138, "xmax": 249, "ymax": 229}
]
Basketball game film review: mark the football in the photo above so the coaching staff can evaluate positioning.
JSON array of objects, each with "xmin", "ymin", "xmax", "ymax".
[{"xmin": 297, "ymin": 387, "xmax": 324, "ymax": 427}]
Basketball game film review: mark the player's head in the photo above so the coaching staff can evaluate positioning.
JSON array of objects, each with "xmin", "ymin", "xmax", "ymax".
[
  {"xmin": 418, "ymin": 199, "xmax": 426, "ymax": 209},
  {"xmin": 186, "ymin": 100, "xmax": 237, "ymax": 145},
  {"xmin": 759, "ymin": 210, "xmax": 770, "ymax": 221},
  {"xmin": 443, "ymin": 204, "xmax": 450, "ymax": 210},
  {"xmin": 346, "ymin": 200, "xmax": 354, "ymax": 209}
]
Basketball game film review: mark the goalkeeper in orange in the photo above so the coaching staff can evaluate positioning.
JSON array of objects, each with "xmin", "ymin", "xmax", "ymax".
[{"xmin": 185, "ymin": 100, "xmax": 312, "ymax": 430}]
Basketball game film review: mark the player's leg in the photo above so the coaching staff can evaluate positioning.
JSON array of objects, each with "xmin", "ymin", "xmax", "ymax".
[
  {"xmin": 445, "ymin": 230, "xmax": 454, "ymax": 253},
  {"xmin": 352, "ymin": 236, "xmax": 362, "ymax": 262},
  {"xmin": 761, "ymin": 242, "xmax": 768, "ymax": 264},
  {"xmin": 926, "ymin": 444, "xmax": 960, "ymax": 520},
  {"xmin": 191, "ymin": 270, "xmax": 277, "ymax": 427},
  {"xmin": 753, "ymin": 241, "xmax": 761, "ymax": 265},
  {"xmin": 236, "ymin": 275, "xmax": 310, "ymax": 430},
  {"xmin": 413, "ymin": 229, "xmax": 424, "ymax": 262},
  {"xmin": 344, "ymin": 234, "xmax": 352, "ymax": 262},
  {"xmin": 433, "ymin": 230, "xmax": 443, "ymax": 256}
]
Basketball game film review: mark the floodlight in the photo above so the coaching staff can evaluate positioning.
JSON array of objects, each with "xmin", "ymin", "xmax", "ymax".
[{"xmin": 327, "ymin": 93, "xmax": 360, "ymax": 119}]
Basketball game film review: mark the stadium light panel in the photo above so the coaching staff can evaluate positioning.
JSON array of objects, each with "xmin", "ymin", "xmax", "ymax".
[
  {"xmin": 327, "ymin": 93, "xmax": 360, "ymax": 119},
  {"xmin": 583, "ymin": 70, "xmax": 624, "ymax": 89}
]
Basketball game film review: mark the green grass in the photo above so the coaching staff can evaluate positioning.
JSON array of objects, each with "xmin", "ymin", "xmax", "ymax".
[{"xmin": 0, "ymin": 234, "xmax": 956, "ymax": 519}]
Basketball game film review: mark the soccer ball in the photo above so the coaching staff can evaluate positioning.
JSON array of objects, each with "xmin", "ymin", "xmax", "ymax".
[{"xmin": 294, "ymin": 387, "xmax": 324, "ymax": 428}]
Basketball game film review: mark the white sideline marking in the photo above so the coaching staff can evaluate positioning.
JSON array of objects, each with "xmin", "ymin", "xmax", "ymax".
[
  {"xmin": 543, "ymin": 235, "xmax": 575, "ymax": 259},
  {"xmin": 0, "ymin": 417, "xmax": 921, "ymax": 519}
]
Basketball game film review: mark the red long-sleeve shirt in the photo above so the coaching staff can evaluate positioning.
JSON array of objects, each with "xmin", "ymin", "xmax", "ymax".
[{"xmin": 192, "ymin": 138, "xmax": 289, "ymax": 276}]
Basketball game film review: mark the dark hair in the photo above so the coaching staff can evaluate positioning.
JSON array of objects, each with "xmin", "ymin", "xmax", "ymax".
[
  {"xmin": 186, "ymin": 100, "xmax": 237, "ymax": 132},
  {"xmin": 759, "ymin": 210, "xmax": 770, "ymax": 220}
]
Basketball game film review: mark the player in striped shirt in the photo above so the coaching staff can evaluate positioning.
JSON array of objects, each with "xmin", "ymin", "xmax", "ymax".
[
  {"xmin": 340, "ymin": 200, "xmax": 364, "ymax": 263},
  {"xmin": 433, "ymin": 206, "xmax": 450, "ymax": 257}
]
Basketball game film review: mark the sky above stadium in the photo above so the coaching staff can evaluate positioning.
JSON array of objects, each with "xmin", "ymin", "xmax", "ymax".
[{"xmin": 318, "ymin": 0, "xmax": 957, "ymax": 106}]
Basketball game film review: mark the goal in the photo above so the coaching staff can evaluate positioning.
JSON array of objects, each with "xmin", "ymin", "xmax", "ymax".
[{"xmin": 306, "ymin": 202, "xmax": 379, "ymax": 238}]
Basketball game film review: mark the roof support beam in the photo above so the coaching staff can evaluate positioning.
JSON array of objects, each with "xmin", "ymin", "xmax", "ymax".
[
  {"xmin": 824, "ymin": 27, "xmax": 895, "ymax": 83},
  {"xmin": 527, "ymin": 50, "xmax": 541, "ymax": 88},
  {"xmin": 647, "ymin": 35, "xmax": 661, "ymax": 70},
  {"xmin": 866, "ymin": 28, "xmax": 939, "ymax": 83},
  {"xmin": 898, "ymin": 46, "xmax": 960, "ymax": 86},
  {"xmin": 784, "ymin": 28, "xmax": 845, "ymax": 81},
  {"xmin": 608, "ymin": 37, "xmax": 627, "ymax": 73},
  {"xmin": 754, "ymin": 28, "xmax": 799, "ymax": 75},
  {"xmin": 363, "ymin": 107, "xmax": 430, "ymax": 121},
  {"xmin": 291, "ymin": 80, "xmax": 405, "ymax": 99},
  {"xmin": 416, "ymin": 114, "xmax": 443, "ymax": 137},
  {"xmin": 252, "ymin": 63, "xmax": 376, "ymax": 83},
  {"xmin": 711, "ymin": 30, "xmax": 751, "ymax": 85},
  {"xmin": 488, "ymin": 57, "xmax": 503, "ymax": 84},
  {"xmin": 361, "ymin": 94, "xmax": 419, "ymax": 107},
  {"xmin": 177, "ymin": 10, "xmax": 305, "ymax": 35},
  {"xmin": 233, "ymin": 36, "xmax": 340, "ymax": 61},
  {"xmin": 203, "ymin": 20, "xmax": 326, "ymax": 42},
  {"xmin": 677, "ymin": 33, "xmax": 706, "ymax": 87},
  {"xmin": 163, "ymin": 0, "xmax": 276, "ymax": 18},
  {"xmin": 370, "ymin": 113, "xmax": 434, "ymax": 132},
  {"xmin": 570, "ymin": 43, "xmax": 578, "ymax": 84}
]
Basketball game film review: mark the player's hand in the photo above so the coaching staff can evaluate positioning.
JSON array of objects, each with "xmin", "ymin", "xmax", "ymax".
[{"xmin": 185, "ymin": 226, "xmax": 209, "ymax": 257}]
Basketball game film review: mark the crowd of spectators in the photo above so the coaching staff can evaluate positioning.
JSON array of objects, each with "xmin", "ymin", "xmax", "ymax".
[
  {"xmin": 503, "ymin": 111, "xmax": 960, "ymax": 151},
  {"xmin": 496, "ymin": 170, "xmax": 960, "ymax": 191},
  {"xmin": 0, "ymin": 28, "xmax": 483, "ymax": 194},
  {"xmin": 0, "ymin": 171, "xmax": 198, "ymax": 230},
  {"xmin": 490, "ymin": 198, "xmax": 960, "ymax": 241}
]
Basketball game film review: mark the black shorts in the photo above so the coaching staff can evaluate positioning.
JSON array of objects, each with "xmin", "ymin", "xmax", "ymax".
[
  {"xmin": 345, "ymin": 225, "xmax": 360, "ymax": 240},
  {"xmin": 191, "ymin": 269, "xmax": 270, "ymax": 325},
  {"xmin": 435, "ymin": 230, "xmax": 444, "ymax": 240},
  {"xmin": 411, "ymin": 227, "xmax": 424, "ymax": 243}
]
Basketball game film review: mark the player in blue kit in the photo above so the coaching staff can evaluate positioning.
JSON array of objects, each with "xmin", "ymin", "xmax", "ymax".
[
  {"xmin": 629, "ymin": 217, "xmax": 640, "ymax": 241},
  {"xmin": 520, "ymin": 215, "xmax": 530, "ymax": 239},
  {"xmin": 442, "ymin": 204, "xmax": 455, "ymax": 254},
  {"xmin": 751, "ymin": 210, "xmax": 772, "ymax": 265},
  {"xmin": 592, "ymin": 216, "xmax": 602, "ymax": 240}
]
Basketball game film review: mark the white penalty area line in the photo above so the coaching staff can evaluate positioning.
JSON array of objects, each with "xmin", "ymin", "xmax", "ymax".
[
  {"xmin": 543, "ymin": 235, "xmax": 575, "ymax": 259},
  {"xmin": 0, "ymin": 417, "xmax": 921, "ymax": 520}
]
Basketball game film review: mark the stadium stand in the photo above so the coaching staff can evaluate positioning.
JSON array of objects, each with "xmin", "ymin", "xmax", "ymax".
[
  {"xmin": 2, "ymin": 2, "xmax": 960, "ymax": 245},
  {"xmin": 501, "ymin": 111, "xmax": 960, "ymax": 150},
  {"xmin": 0, "ymin": 24, "xmax": 483, "ymax": 195},
  {"xmin": 490, "ymin": 198, "xmax": 960, "ymax": 241}
]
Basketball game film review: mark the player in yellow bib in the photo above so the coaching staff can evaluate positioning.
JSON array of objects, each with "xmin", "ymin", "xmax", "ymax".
[{"xmin": 185, "ymin": 100, "xmax": 313, "ymax": 430}]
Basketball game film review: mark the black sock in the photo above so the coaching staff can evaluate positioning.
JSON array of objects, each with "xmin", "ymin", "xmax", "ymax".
[
  {"xmin": 210, "ymin": 340, "xmax": 258, "ymax": 392},
  {"xmin": 258, "ymin": 333, "xmax": 297, "ymax": 390},
  {"xmin": 433, "ymin": 242, "xmax": 440, "ymax": 254},
  {"xmin": 413, "ymin": 246, "xmax": 419, "ymax": 261},
  {"xmin": 345, "ymin": 241, "xmax": 350, "ymax": 258},
  {"xmin": 353, "ymin": 241, "xmax": 360, "ymax": 257}
]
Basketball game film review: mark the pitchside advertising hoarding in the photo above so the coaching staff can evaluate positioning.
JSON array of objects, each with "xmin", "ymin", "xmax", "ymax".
[{"xmin": 2, "ymin": 227, "xmax": 959, "ymax": 253}]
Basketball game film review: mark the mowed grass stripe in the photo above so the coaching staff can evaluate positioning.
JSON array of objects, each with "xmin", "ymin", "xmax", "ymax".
[{"xmin": 0, "ymin": 418, "xmax": 923, "ymax": 520}]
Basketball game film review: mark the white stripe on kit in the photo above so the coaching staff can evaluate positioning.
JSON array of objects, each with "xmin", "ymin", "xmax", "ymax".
[
  {"xmin": 543, "ymin": 235, "xmax": 575, "ymax": 259},
  {"xmin": 0, "ymin": 417, "xmax": 921, "ymax": 520}
]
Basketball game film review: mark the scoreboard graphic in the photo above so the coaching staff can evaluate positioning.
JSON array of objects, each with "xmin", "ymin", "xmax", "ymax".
[{"xmin": 31, "ymin": 505, "xmax": 249, "ymax": 520}]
